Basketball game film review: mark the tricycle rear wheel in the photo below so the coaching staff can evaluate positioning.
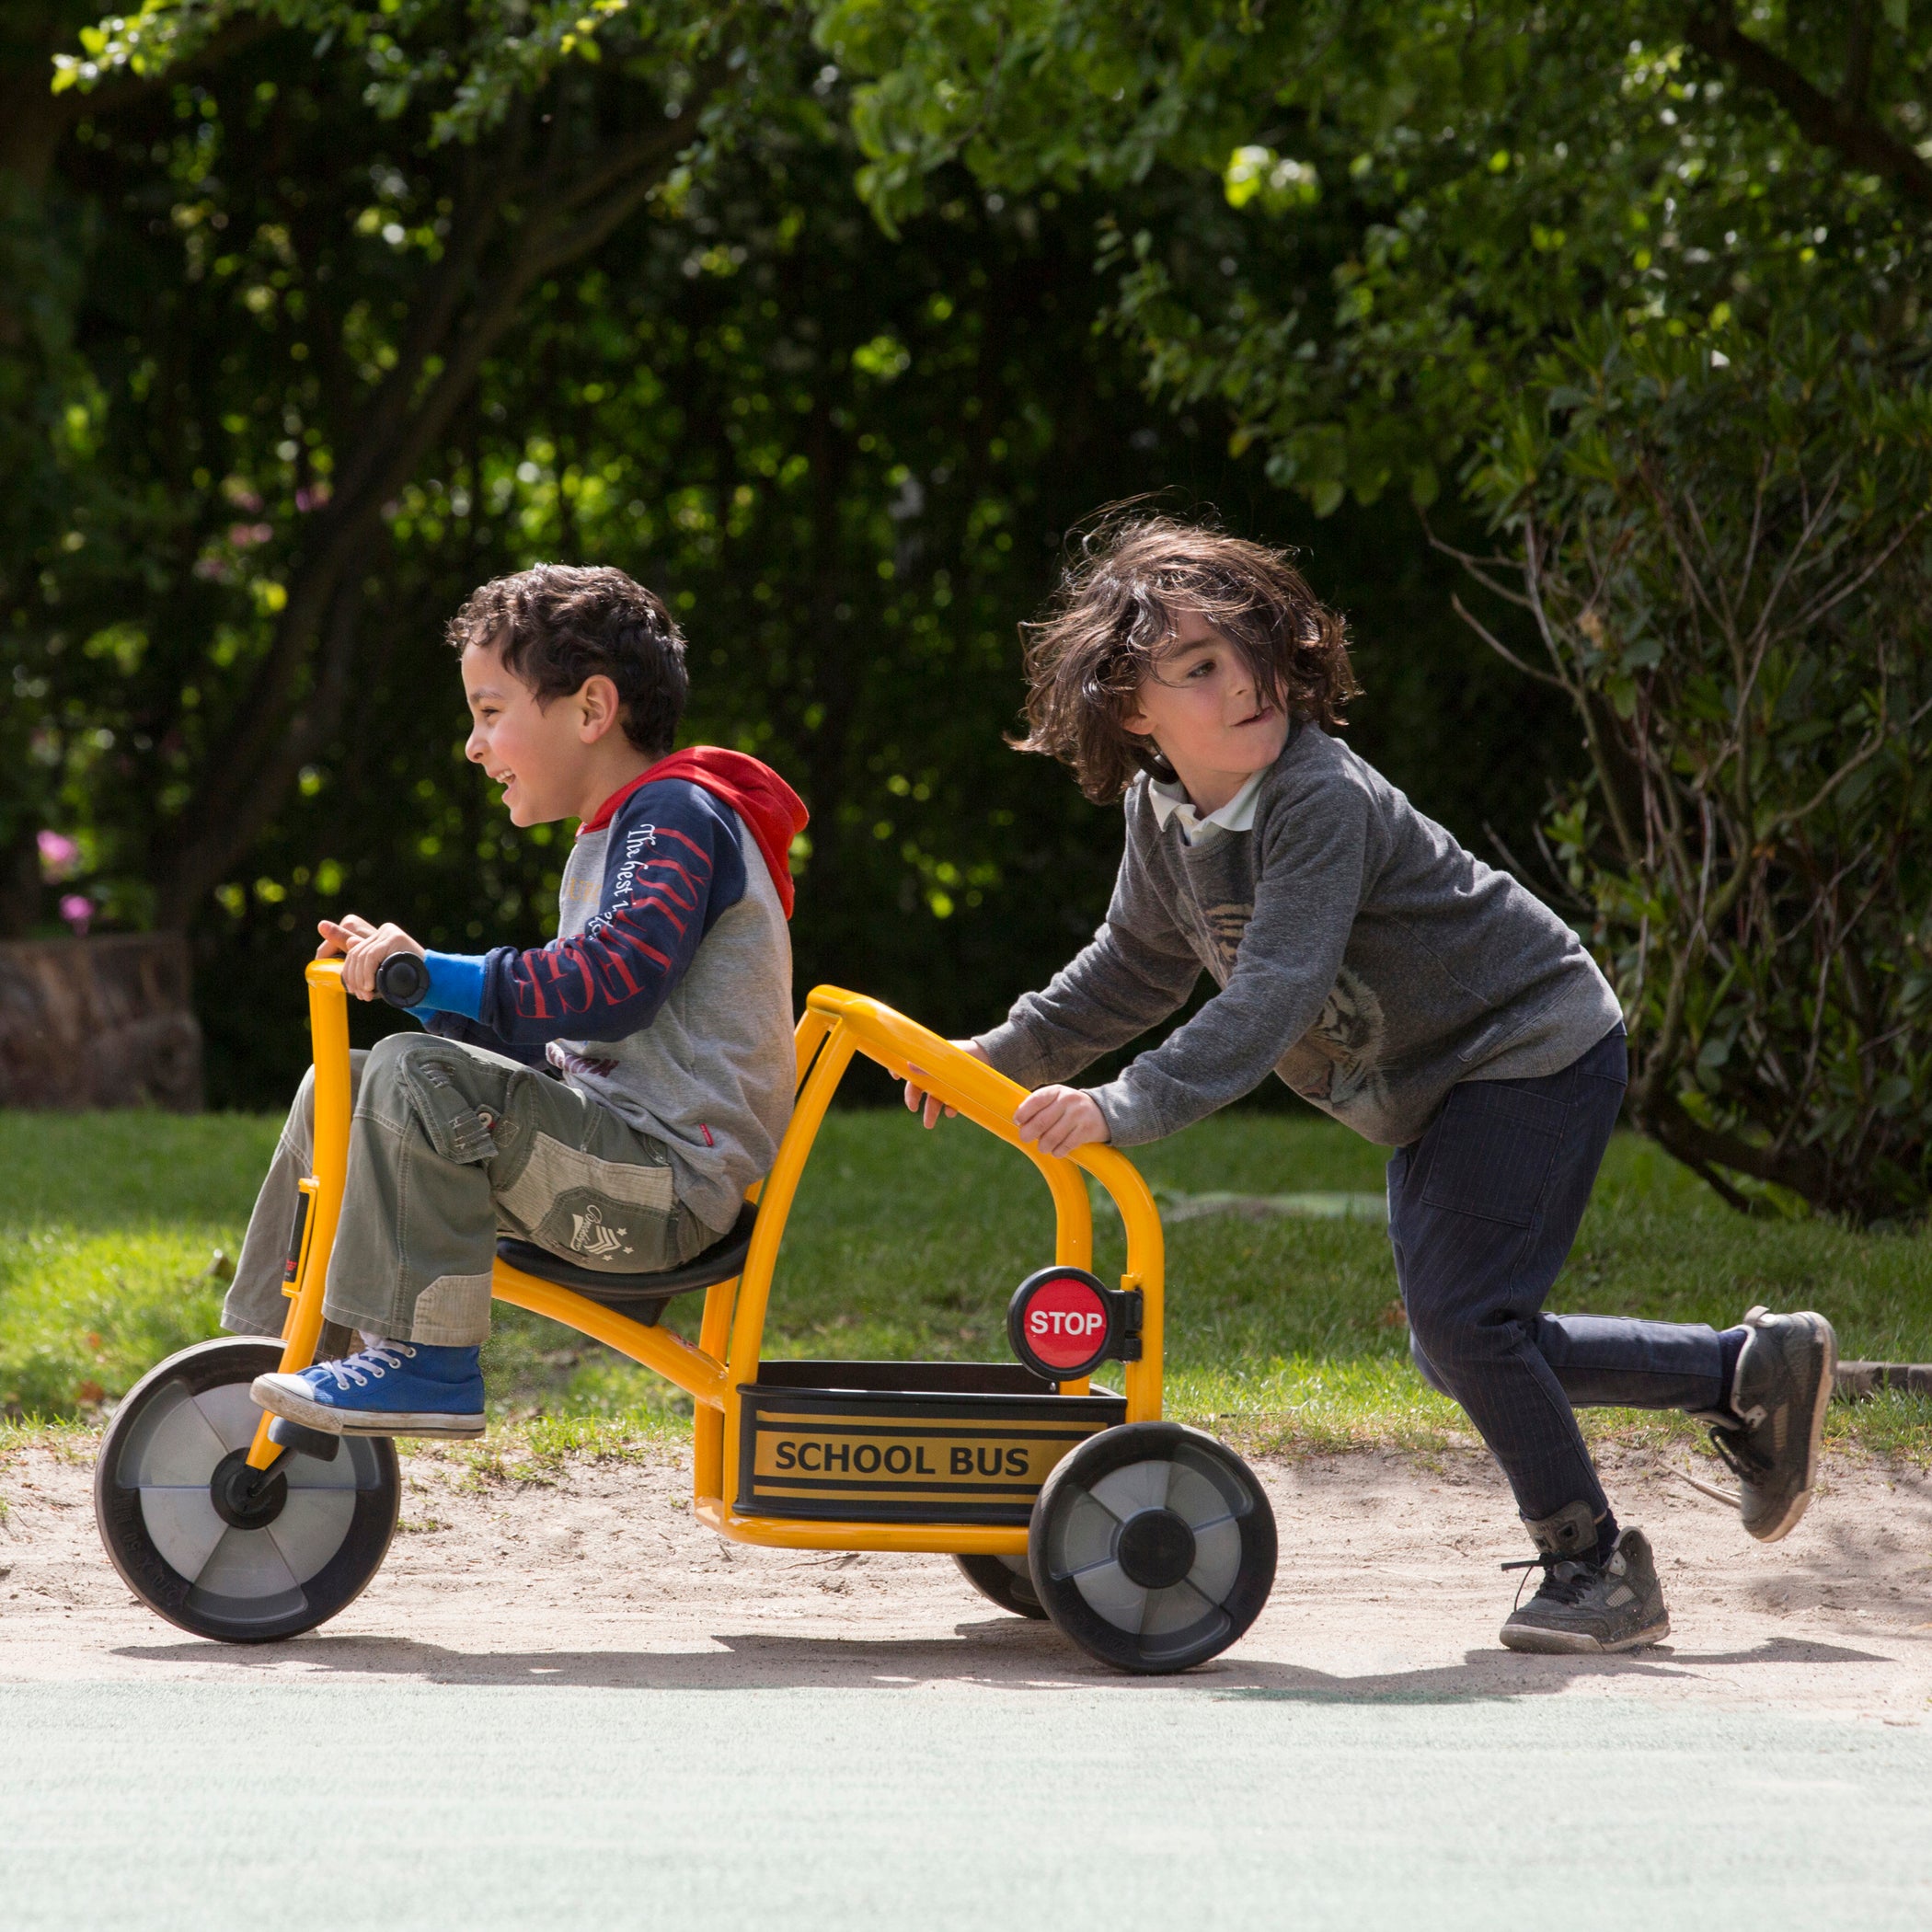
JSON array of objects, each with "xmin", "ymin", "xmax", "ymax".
[
  {"xmin": 95, "ymin": 1337, "xmax": 400, "ymax": 1643},
  {"xmin": 1027, "ymin": 1422, "xmax": 1276, "ymax": 1674},
  {"xmin": 953, "ymin": 1551, "xmax": 1049, "ymax": 1619}
]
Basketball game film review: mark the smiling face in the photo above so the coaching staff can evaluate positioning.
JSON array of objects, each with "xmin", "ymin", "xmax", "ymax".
[
  {"xmin": 1121, "ymin": 605, "xmax": 1290, "ymax": 815},
  {"xmin": 462, "ymin": 636, "xmax": 631, "ymax": 826}
]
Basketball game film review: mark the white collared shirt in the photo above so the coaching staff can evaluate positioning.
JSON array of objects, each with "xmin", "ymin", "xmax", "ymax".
[{"xmin": 1146, "ymin": 768, "xmax": 1267, "ymax": 845}]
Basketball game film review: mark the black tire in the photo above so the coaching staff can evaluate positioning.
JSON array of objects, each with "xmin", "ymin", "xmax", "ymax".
[
  {"xmin": 1028, "ymin": 1422, "xmax": 1276, "ymax": 1674},
  {"xmin": 954, "ymin": 1551, "xmax": 1050, "ymax": 1619},
  {"xmin": 95, "ymin": 1336, "xmax": 400, "ymax": 1644}
]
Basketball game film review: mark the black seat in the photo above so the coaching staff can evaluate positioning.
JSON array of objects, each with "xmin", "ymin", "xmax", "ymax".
[{"xmin": 495, "ymin": 1202, "xmax": 758, "ymax": 1327}]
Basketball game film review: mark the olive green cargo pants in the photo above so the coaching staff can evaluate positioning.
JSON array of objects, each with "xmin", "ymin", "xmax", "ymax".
[{"xmin": 224, "ymin": 1030, "xmax": 716, "ymax": 1348}]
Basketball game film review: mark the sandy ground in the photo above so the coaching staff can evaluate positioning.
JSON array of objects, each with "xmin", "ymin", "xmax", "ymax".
[{"xmin": 5, "ymin": 1440, "xmax": 1930, "ymax": 1719}]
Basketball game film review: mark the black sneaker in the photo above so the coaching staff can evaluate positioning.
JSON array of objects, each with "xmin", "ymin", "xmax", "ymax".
[
  {"xmin": 1500, "ymin": 1506, "xmax": 1669, "ymax": 1654},
  {"xmin": 1708, "ymin": 1305, "xmax": 1836, "ymax": 1543}
]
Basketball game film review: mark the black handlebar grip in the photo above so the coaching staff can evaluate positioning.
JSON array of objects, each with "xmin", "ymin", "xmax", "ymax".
[{"xmin": 375, "ymin": 952, "xmax": 431, "ymax": 1009}]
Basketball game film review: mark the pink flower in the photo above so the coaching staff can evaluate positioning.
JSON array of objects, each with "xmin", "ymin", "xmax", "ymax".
[
  {"xmin": 38, "ymin": 830, "xmax": 80, "ymax": 880},
  {"xmin": 59, "ymin": 893, "xmax": 92, "ymax": 935},
  {"xmin": 295, "ymin": 483, "xmax": 332, "ymax": 512}
]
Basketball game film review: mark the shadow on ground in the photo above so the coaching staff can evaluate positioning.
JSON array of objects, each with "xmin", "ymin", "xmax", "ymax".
[{"xmin": 109, "ymin": 1626, "xmax": 1892, "ymax": 1697}]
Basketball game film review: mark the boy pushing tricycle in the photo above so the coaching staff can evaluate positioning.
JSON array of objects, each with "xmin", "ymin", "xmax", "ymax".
[{"xmin": 909, "ymin": 514, "xmax": 1836, "ymax": 1654}]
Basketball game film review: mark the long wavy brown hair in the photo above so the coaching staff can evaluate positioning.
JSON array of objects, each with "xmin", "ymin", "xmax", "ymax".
[{"xmin": 1015, "ymin": 513, "xmax": 1360, "ymax": 801}]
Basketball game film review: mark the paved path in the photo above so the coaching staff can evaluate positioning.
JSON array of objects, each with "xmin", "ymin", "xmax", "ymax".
[
  {"xmin": 5, "ymin": 1680, "xmax": 1931, "ymax": 1929},
  {"xmin": 9, "ymin": 1444, "xmax": 1932, "ymax": 1926}
]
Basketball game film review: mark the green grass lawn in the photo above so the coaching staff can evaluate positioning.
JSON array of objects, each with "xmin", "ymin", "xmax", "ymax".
[{"xmin": 3, "ymin": 1107, "xmax": 1928, "ymax": 1462}]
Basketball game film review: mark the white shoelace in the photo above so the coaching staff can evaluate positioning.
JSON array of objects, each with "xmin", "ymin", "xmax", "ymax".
[{"xmin": 313, "ymin": 1342, "xmax": 417, "ymax": 1391}]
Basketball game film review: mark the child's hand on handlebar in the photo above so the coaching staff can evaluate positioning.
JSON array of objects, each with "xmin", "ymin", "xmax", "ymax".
[
  {"xmin": 903, "ymin": 1041, "xmax": 990, "ymax": 1128},
  {"xmin": 1014, "ymin": 1086, "xmax": 1110, "ymax": 1158},
  {"xmin": 316, "ymin": 915, "xmax": 427, "ymax": 1002}
]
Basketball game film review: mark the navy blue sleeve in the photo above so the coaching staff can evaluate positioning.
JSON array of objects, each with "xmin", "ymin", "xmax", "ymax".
[{"xmin": 425, "ymin": 780, "xmax": 746, "ymax": 1048}]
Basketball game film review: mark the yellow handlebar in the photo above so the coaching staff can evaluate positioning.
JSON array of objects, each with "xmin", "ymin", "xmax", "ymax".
[
  {"xmin": 798, "ymin": 986, "xmax": 1165, "ymax": 1416},
  {"xmin": 804, "ymin": 986, "xmax": 1158, "ymax": 1217}
]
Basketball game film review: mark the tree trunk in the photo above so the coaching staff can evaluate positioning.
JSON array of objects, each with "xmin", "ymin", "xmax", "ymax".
[
  {"xmin": 0, "ymin": 934, "xmax": 202, "ymax": 1110},
  {"xmin": 149, "ymin": 86, "xmax": 711, "ymax": 929}
]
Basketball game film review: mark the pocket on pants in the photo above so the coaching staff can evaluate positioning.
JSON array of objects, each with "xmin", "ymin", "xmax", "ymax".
[
  {"xmin": 498, "ymin": 1131, "xmax": 684, "ymax": 1271},
  {"xmin": 1419, "ymin": 1079, "xmax": 1565, "ymax": 1228},
  {"xmin": 397, "ymin": 1053, "xmax": 500, "ymax": 1166},
  {"xmin": 531, "ymin": 1189, "xmax": 682, "ymax": 1271}
]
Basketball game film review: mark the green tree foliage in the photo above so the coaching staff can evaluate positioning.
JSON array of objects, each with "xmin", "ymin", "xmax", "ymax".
[
  {"xmin": 818, "ymin": 3, "xmax": 1932, "ymax": 509},
  {"xmin": 4, "ymin": 0, "xmax": 1570, "ymax": 1109},
  {"xmin": 819, "ymin": 1, "xmax": 1932, "ymax": 1217},
  {"xmin": 195, "ymin": 133, "xmax": 1240, "ymax": 1098},
  {"xmin": 13, "ymin": 0, "xmax": 799, "ymax": 933},
  {"xmin": 0, "ymin": 3, "xmax": 152, "ymax": 933},
  {"xmin": 193, "ymin": 109, "xmax": 1556, "ymax": 1104}
]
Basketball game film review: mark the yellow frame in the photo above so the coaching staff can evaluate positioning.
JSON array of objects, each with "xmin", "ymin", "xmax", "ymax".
[{"xmin": 247, "ymin": 965, "xmax": 1165, "ymax": 1559}]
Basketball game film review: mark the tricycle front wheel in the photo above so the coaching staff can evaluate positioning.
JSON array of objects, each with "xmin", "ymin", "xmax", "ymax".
[{"xmin": 95, "ymin": 1337, "xmax": 400, "ymax": 1643}]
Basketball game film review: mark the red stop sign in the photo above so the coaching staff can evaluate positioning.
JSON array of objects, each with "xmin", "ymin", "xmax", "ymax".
[{"xmin": 1014, "ymin": 1271, "xmax": 1112, "ymax": 1374}]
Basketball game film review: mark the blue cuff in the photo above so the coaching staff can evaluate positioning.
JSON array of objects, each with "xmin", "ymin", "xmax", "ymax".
[{"xmin": 413, "ymin": 949, "xmax": 488, "ymax": 1021}]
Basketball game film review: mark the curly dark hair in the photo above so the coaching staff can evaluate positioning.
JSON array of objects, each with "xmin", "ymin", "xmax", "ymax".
[
  {"xmin": 1014, "ymin": 513, "xmax": 1360, "ymax": 801},
  {"xmin": 445, "ymin": 564, "xmax": 688, "ymax": 757}
]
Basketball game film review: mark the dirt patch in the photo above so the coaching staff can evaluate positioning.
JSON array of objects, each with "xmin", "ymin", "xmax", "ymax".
[{"xmin": 5, "ymin": 1441, "xmax": 1929, "ymax": 1717}]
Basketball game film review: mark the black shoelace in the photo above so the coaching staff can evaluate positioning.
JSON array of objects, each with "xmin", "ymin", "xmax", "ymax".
[
  {"xmin": 1500, "ymin": 1549, "xmax": 1599, "ymax": 1613},
  {"xmin": 1705, "ymin": 1420, "xmax": 1770, "ymax": 1482}
]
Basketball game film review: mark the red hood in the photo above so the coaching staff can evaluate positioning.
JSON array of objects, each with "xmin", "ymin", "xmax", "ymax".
[{"xmin": 581, "ymin": 749, "xmax": 810, "ymax": 918}]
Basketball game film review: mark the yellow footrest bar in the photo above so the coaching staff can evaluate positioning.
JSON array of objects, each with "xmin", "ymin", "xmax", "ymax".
[{"xmin": 694, "ymin": 1496, "xmax": 1032, "ymax": 1558}]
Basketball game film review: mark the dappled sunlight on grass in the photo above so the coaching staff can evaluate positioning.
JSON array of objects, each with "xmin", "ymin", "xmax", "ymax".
[
  {"xmin": 1161, "ymin": 1354, "xmax": 1468, "ymax": 1456},
  {"xmin": 0, "ymin": 1235, "xmax": 233, "ymax": 1418},
  {"xmin": 0, "ymin": 1110, "xmax": 282, "ymax": 1420},
  {"xmin": 404, "ymin": 1409, "xmax": 690, "ymax": 1489},
  {"xmin": 0, "ymin": 1110, "xmax": 284, "ymax": 1226}
]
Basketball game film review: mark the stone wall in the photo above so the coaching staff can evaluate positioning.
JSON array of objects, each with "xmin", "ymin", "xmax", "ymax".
[{"xmin": 0, "ymin": 935, "xmax": 203, "ymax": 1110}]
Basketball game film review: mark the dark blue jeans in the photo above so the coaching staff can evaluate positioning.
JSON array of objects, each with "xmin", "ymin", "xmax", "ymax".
[{"xmin": 1387, "ymin": 1026, "xmax": 1724, "ymax": 1524}]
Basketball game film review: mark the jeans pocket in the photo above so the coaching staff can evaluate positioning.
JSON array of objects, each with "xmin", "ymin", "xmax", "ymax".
[
  {"xmin": 1419, "ymin": 1079, "xmax": 1565, "ymax": 1227},
  {"xmin": 497, "ymin": 1131, "xmax": 687, "ymax": 1271}
]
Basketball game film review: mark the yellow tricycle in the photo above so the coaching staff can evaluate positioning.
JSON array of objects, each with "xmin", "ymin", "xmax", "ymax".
[{"xmin": 95, "ymin": 960, "xmax": 1277, "ymax": 1673}]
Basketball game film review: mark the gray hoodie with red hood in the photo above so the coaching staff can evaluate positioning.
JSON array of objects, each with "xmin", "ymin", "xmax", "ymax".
[{"xmin": 414, "ymin": 749, "xmax": 807, "ymax": 1232}]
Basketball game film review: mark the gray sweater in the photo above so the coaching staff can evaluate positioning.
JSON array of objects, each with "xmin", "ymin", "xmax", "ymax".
[
  {"xmin": 974, "ymin": 723, "xmax": 1622, "ymax": 1148},
  {"xmin": 420, "ymin": 773, "xmax": 797, "ymax": 1235}
]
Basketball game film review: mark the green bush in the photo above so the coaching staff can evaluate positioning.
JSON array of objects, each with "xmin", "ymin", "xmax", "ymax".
[{"xmin": 1465, "ymin": 325, "xmax": 1932, "ymax": 1222}]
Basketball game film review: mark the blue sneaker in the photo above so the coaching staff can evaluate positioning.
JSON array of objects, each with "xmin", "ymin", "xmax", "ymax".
[{"xmin": 252, "ymin": 1341, "xmax": 486, "ymax": 1440}]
